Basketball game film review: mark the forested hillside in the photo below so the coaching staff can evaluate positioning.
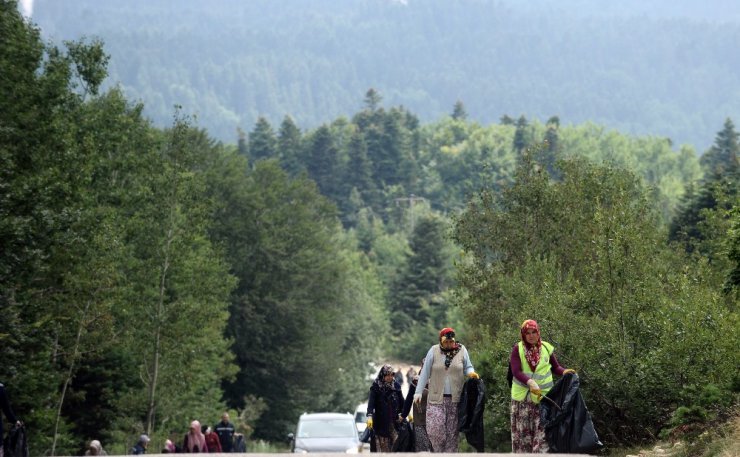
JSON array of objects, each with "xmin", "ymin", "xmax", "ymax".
[
  {"xmin": 3, "ymin": 1, "xmax": 739, "ymax": 456},
  {"xmin": 30, "ymin": 0, "xmax": 740, "ymax": 149}
]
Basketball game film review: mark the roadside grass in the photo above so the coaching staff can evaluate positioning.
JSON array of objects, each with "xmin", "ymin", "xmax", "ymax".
[
  {"xmin": 249, "ymin": 439, "xmax": 291, "ymax": 453},
  {"xmin": 609, "ymin": 413, "xmax": 739, "ymax": 457}
]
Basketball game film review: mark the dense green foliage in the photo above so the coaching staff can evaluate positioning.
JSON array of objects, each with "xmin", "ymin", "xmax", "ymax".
[
  {"xmin": 453, "ymin": 152, "xmax": 738, "ymax": 449},
  {"xmin": 2, "ymin": 1, "xmax": 738, "ymax": 453},
  {"xmin": 31, "ymin": 0, "xmax": 740, "ymax": 148}
]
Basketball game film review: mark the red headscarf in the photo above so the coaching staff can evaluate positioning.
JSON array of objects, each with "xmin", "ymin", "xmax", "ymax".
[{"xmin": 520, "ymin": 319, "xmax": 542, "ymax": 371}]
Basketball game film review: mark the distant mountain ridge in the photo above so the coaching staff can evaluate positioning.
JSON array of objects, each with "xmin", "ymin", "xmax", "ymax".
[{"xmin": 31, "ymin": 0, "xmax": 740, "ymax": 150}]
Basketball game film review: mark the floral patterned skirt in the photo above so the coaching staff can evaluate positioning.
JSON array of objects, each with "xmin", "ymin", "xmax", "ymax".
[
  {"xmin": 510, "ymin": 399, "xmax": 548, "ymax": 453},
  {"xmin": 426, "ymin": 397, "xmax": 459, "ymax": 453},
  {"xmin": 373, "ymin": 426, "xmax": 398, "ymax": 452},
  {"xmin": 414, "ymin": 424, "xmax": 432, "ymax": 452}
]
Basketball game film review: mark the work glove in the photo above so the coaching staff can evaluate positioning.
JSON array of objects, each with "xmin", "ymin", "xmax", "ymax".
[
  {"xmin": 563, "ymin": 368, "xmax": 576, "ymax": 375},
  {"xmin": 413, "ymin": 393, "xmax": 422, "ymax": 405},
  {"xmin": 468, "ymin": 371, "xmax": 480, "ymax": 379},
  {"xmin": 526, "ymin": 378, "xmax": 541, "ymax": 396},
  {"xmin": 366, "ymin": 417, "xmax": 373, "ymax": 429},
  {"xmin": 408, "ymin": 413, "xmax": 413, "ymax": 423}
]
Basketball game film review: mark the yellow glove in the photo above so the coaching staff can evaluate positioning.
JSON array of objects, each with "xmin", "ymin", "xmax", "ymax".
[
  {"xmin": 408, "ymin": 414, "xmax": 413, "ymax": 423},
  {"xmin": 468, "ymin": 371, "xmax": 480, "ymax": 379},
  {"xmin": 563, "ymin": 368, "xmax": 576, "ymax": 375},
  {"xmin": 366, "ymin": 417, "xmax": 373, "ymax": 429},
  {"xmin": 526, "ymin": 379, "xmax": 541, "ymax": 396}
]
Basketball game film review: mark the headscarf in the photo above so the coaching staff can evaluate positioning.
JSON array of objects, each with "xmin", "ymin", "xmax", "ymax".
[
  {"xmin": 373, "ymin": 364, "xmax": 396, "ymax": 392},
  {"xmin": 439, "ymin": 327, "xmax": 461, "ymax": 368},
  {"xmin": 185, "ymin": 420, "xmax": 206, "ymax": 453},
  {"xmin": 87, "ymin": 440, "xmax": 103, "ymax": 456},
  {"xmin": 520, "ymin": 319, "xmax": 542, "ymax": 371}
]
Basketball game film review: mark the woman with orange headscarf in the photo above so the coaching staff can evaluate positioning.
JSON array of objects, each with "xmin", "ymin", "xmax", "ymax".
[{"xmin": 510, "ymin": 319, "xmax": 575, "ymax": 453}]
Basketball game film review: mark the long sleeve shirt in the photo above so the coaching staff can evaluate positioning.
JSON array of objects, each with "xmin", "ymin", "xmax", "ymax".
[
  {"xmin": 415, "ymin": 344, "xmax": 475, "ymax": 396},
  {"xmin": 510, "ymin": 344, "xmax": 565, "ymax": 385}
]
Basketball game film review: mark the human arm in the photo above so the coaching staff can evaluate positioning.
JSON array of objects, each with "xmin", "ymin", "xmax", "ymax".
[
  {"xmin": 414, "ymin": 347, "xmax": 435, "ymax": 403},
  {"xmin": 510, "ymin": 345, "xmax": 531, "ymax": 385},
  {"xmin": 402, "ymin": 383, "xmax": 416, "ymax": 418},
  {"xmin": 461, "ymin": 345, "xmax": 478, "ymax": 378},
  {"xmin": 550, "ymin": 352, "xmax": 565, "ymax": 376}
]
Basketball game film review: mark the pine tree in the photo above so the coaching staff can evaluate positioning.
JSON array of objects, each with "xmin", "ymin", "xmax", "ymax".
[
  {"xmin": 278, "ymin": 115, "xmax": 303, "ymax": 175},
  {"xmin": 364, "ymin": 88, "xmax": 382, "ymax": 111},
  {"xmin": 513, "ymin": 115, "xmax": 530, "ymax": 154},
  {"xmin": 345, "ymin": 130, "xmax": 376, "ymax": 208},
  {"xmin": 700, "ymin": 117, "xmax": 739, "ymax": 179},
  {"xmin": 248, "ymin": 116, "xmax": 277, "ymax": 163},
  {"xmin": 452, "ymin": 100, "xmax": 468, "ymax": 120},
  {"xmin": 306, "ymin": 125, "xmax": 340, "ymax": 199}
]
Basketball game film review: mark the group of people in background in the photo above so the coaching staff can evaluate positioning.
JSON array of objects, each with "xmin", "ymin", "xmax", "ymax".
[
  {"xmin": 365, "ymin": 320, "xmax": 576, "ymax": 454},
  {"xmin": 125, "ymin": 412, "xmax": 246, "ymax": 454}
]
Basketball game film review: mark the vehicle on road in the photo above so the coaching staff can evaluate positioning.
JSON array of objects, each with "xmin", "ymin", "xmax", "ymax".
[
  {"xmin": 288, "ymin": 412, "xmax": 362, "ymax": 453},
  {"xmin": 354, "ymin": 403, "xmax": 368, "ymax": 435}
]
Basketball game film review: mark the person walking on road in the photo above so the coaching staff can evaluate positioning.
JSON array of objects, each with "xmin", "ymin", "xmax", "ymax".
[
  {"xmin": 510, "ymin": 319, "xmax": 575, "ymax": 453},
  {"xmin": 402, "ymin": 360, "xmax": 431, "ymax": 451},
  {"xmin": 214, "ymin": 412, "xmax": 235, "ymax": 453},
  {"xmin": 84, "ymin": 440, "xmax": 107, "ymax": 456},
  {"xmin": 366, "ymin": 364, "xmax": 404, "ymax": 452},
  {"xmin": 130, "ymin": 434, "xmax": 150, "ymax": 455},
  {"xmin": 182, "ymin": 420, "xmax": 208, "ymax": 453},
  {"xmin": 414, "ymin": 327, "xmax": 479, "ymax": 453}
]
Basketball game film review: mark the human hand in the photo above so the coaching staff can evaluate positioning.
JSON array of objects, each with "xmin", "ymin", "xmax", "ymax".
[
  {"xmin": 397, "ymin": 414, "xmax": 404, "ymax": 423},
  {"xmin": 413, "ymin": 393, "xmax": 422, "ymax": 405},
  {"xmin": 366, "ymin": 417, "xmax": 373, "ymax": 429},
  {"xmin": 408, "ymin": 414, "xmax": 413, "ymax": 423},
  {"xmin": 468, "ymin": 371, "xmax": 480, "ymax": 379},
  {"xmin": 563, "ymin": 368, "xmax": 576, "ymax": 375},
  {"xmin": 526, "ymin": 379, "xmax": 541, "ymax": 395}
]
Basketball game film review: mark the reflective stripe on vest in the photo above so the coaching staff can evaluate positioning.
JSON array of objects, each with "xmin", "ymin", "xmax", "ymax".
[{"xmin": 510, "ymin": 341, "xmax": 554, "ymax": 404}]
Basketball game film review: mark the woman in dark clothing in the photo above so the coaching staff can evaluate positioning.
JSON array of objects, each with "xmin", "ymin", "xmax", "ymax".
[
  {"xmin": 402, "ymin": 361, "xmax": 431, "ymax": 451},
  {"xmin": 366, "ymin": 364, "xmax": 404, "ymax": 452}
]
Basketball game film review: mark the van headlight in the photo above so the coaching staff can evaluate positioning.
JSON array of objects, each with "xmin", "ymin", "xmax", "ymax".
[{"xmin": 345, "ymin": 446, "xmax": 359, "ymax": 453}]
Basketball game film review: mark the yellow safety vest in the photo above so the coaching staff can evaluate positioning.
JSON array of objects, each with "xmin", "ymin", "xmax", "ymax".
[{"xmin": 510, "ymin": 341, "xmax": 554, "ymax": 404}]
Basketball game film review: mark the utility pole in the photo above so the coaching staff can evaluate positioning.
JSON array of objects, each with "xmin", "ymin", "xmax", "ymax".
[{"xmin": 394, "ymin": 194, "xmax": 426, "ymax": 232}]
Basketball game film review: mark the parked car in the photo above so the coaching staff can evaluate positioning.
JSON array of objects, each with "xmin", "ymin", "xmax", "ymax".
[{"xmin": 288, "ymin": 412, "xmax": 362, "ymax": 453}]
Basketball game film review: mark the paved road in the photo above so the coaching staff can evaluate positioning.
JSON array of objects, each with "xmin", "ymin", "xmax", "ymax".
[{"xmin": 75, "ymin": 452, "xmax": 588, "ymax": 457}]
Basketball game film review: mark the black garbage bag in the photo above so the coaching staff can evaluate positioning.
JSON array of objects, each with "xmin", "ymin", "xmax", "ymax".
[
  {"xmin": 3, "ymin": 424, "xmax": 29, "ymax": 457},
  {"xmin": 359, "ymin": 427, "xmax": 373, "ymax": 444},
  {"xmin": 458, "ymin": 378, "xmax": 485, "ymax": 452},
  {"xmin": 391, "ymin": 420, "xmax": 414, "ymax": 452},
  {"xmin": 539, "ymin": 373, "xmax": 603, "ymax": 454}
]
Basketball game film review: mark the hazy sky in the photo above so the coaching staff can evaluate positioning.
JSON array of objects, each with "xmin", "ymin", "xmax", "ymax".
[{"xmin": 19, "ymin": 0, "xmax": 33, "ymax": 17}]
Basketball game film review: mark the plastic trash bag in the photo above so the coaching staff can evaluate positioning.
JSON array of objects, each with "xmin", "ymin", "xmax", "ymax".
[
  {"xmin": 391, "ymin": 420, "xmax": 414, "ymax": 452},
  {"xmin": 539, "ymin": 373, "xmax": 603, "ymax": 454}
]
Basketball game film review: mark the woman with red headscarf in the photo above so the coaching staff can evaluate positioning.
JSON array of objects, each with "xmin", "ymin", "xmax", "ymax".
[
  {"xmin": 413, "ymin": 327, "xmax": 479, "ymax": 453},
  {"xmin": 510, "ymin": 319, "xmax": 575, "ymax": 453}
]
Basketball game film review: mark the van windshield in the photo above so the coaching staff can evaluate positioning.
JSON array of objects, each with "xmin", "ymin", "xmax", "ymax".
[
  {"xmin": 298, "ymin": 419, "xmax": 356, "ymax": 438},
  {"xmin": 354, "ymin": 411, "xmax": 366, "ymax": 423}
]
